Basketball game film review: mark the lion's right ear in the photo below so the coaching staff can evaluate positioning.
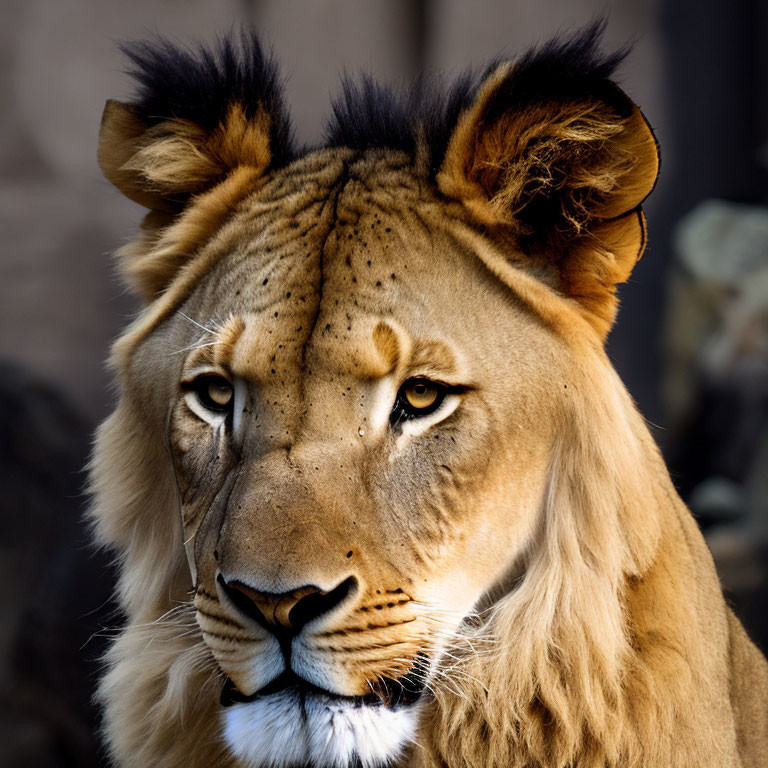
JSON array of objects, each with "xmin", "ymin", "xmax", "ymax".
[
  {"xmin": 98, "ymin": 101, "xmax": 167, "ymax": 210},
  {"xmin": 99, "ymin": 35, "xmax": 294, "ymax": 298},
  {"xmin": 99, "ymin": 35, "xmax": 293, "ymax": 212}
]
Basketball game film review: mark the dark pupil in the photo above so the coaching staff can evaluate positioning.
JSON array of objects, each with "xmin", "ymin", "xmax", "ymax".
[{"xmin": 414, "ymin": 384, "xmax": 427, "ymax": 394}]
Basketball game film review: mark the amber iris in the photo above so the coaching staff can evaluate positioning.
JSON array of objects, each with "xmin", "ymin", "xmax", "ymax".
[
  {"xmin": 183, "ymin": 374, "xmax": 234, "ymax": 413},
  {"xmin": 403, "ymin": 380, "xmax": 439, "ymax": 410},
  {"xmin": 206, "ymin": 378, "xmax": 233, "ymax": 407}
]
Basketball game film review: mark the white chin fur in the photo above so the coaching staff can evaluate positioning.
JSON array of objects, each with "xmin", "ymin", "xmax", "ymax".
[{"xmin": 223, "ymin": 689, "xmax": 418, "ymax": 768}]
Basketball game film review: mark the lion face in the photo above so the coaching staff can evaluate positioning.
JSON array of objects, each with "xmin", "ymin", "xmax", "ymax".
[
  {"xmin": 152, "ymin": 149, "xmax": 561, "ymax": 765},
  {"xmin": 93, "ymin": 27, "xmax": 661, "ymax": 768}
]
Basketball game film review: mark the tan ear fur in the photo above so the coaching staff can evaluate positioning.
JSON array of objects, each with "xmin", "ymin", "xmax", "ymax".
[
  {"xmin": 561, "ymin": 210, "xmax": 648, "ymax": 336},
  {"xmin": 98, "ymin": 100, "xmax": 273, "ymax": 300},
  {"xmin": 98, "ymin": 101, "xmax": 177, "ymax": 212},
  {"xmin": 99, "ymin": 100, "xmax": 272, "ymax": 210},
  {"xmin": 437, "ymin": 61, "xmax": 659, "ymax": 339}
]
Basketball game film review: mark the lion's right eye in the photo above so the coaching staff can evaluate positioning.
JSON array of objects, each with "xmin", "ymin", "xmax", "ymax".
[{"xmin": 183, "ymin": 375, "xmax": 234, "ymax": 414}]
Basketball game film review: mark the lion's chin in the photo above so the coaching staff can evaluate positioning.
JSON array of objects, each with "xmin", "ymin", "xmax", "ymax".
[{"xmin": 223, "ymin": 687, "xmax": 419, "ymax": 768}]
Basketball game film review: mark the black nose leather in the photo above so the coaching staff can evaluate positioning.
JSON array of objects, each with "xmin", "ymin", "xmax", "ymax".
[{"xmin": 218, "ymin": 574, "xmax": 356, "ymax": 635}]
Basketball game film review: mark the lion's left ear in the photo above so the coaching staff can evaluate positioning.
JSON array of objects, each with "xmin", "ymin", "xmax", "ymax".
[{"xmin": 437, "ymin": 29, "xmax": 659, "ymax": 338}]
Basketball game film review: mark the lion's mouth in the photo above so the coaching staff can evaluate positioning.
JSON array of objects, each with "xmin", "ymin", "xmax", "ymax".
[
  {"xmin": 222, "ymin": 678, "xmax": 422, "ymax": 768},
  {"xmin": 220, "ymin": 662, "xmax": 428, "ymax": 710}
]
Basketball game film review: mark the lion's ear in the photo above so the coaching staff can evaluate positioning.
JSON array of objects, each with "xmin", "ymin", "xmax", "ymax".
[
  {"xmin": 98, "ymin": 100, "xmax": 174, "ymax": 212},
  {"xmin": 98, "ymin": 35, "xmax": 294, "ymax": 299},
  {"xmin": 437, "ymin": 26, "xmax": 659, "ymax": 338},
  {"xmin": 97, "ymin": 98, "xmax": 277, "ymax": 213}
]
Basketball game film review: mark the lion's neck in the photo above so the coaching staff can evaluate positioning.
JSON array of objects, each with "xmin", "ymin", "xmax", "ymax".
[{"xmin": 416, "ymin": 367, "xmax": 728, "ymax": 768}]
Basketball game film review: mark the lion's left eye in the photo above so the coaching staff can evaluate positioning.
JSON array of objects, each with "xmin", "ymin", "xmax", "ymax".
[
  {"xmin": 390, "ymin": 378, "xmax": 447, "ymax": 424},
  {"xmin": 183, "ymin": 375, "xmax": 234, "ymax": 414}
]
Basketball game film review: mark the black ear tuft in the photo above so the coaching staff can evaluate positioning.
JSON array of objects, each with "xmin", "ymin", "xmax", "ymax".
[
  {"xmin": 120, "ymin": 31, "xmax": 295, "ymax": 167},
  {"xmin": 324, "ymin": 67, "xmax": 487, "ymax": 177},
  {"xmin": 323, "ymin": 20, "xmax": 627, "ymax": 177},
  {"xmin": 326, "ymin": 74, "xmax": 419, "ymax": 156},
  {"xmin": 481, "ymin": 20, "xmax": 631, "ymax": 124}
]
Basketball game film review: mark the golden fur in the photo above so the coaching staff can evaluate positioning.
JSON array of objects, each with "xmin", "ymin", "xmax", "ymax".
[{"xmin": 90, "ymin": 37, "xmax": 768, "ymax": 768}]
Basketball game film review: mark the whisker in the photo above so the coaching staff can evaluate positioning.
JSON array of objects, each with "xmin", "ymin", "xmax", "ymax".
[
  {"xmin": 178, "ymin": 311, "xmax": 218, "ymax": 335},
  {"xmin": 172, "ymin": 340, "xmax": 221, "ymax": 355}
]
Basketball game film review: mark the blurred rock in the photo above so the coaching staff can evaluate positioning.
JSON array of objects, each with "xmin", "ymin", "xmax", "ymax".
[
  {"xmin": 675, "ymin": 199, "xmax": 768, "ymax": 283},
  {"xmin": 665, "ymin": 201, "xmax": 768, "ymax": 429},
  {"xmin": 665, "ymin": 199, "xmax": 768, "ymax": 650},
  {"xmin": 0, "ymin": 362, "xmax": 116, "ymax": 768}
]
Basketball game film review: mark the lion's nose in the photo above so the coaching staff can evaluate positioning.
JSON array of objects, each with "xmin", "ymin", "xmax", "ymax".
[{"xmin": 218, "ymin": 574, "xmax": 357, "ymax": 634}]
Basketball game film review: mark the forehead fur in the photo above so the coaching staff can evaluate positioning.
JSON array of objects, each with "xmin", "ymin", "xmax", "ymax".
[{"xmin": 120, "ymin": 21, "xmax": 625, "ymax": 177}]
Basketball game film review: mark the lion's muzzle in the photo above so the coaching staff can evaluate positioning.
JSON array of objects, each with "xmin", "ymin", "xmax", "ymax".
[
  {"xmin": 216, "ymin": 571, "xmax": 426, "ymax": 708},
  {"xmin": 211, "ymin": 573, "xmax": 425, "ymax": 767},
  {"xmin": 218, "ymin": 574, "xmax": 357, "ymax": 636}
]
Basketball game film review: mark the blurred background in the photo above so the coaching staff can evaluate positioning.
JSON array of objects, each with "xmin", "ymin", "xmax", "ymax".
[{"xmin": 1, "ymin": 0, "xmax": 766, "ymax": 765}]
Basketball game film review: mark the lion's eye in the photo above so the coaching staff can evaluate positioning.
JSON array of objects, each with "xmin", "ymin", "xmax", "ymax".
[
  {"xmin": 391, "ymin": 378, "xmax": 446, "ymax": 424},
  {"xmin": 184, "ymin": 375, "xmax": 234, "ymax": 414},
  {"xmin": 404, "ymin": 380, "xmax": 439, "ymax": 410}
]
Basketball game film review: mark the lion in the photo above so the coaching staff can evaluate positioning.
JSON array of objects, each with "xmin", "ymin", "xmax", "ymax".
[{"xmin": 89, "ymin": 24, "xmax": 768, "ymax": 768}]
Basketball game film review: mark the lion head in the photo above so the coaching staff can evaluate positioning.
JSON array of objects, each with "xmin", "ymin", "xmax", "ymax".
[{"xmin": 89, "ymin": 24, "xmax": 739, "ymax": 768}]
